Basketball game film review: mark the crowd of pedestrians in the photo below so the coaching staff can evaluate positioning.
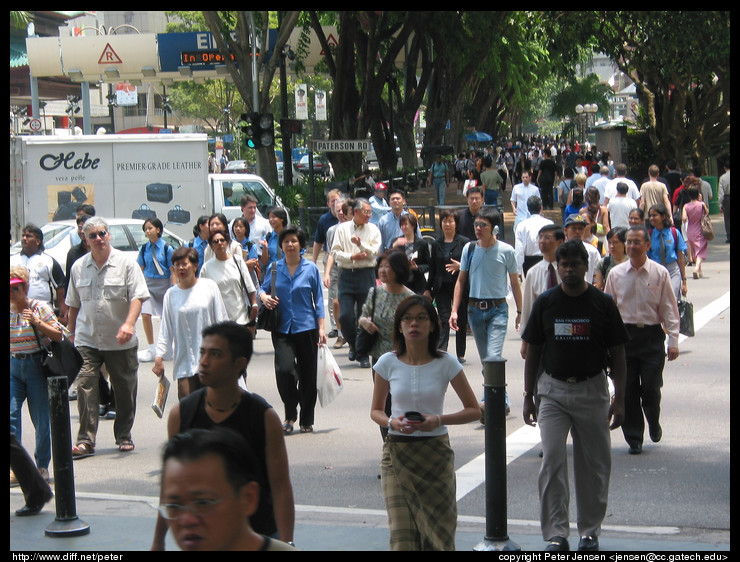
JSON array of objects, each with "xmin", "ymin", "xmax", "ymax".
[{"xmin": 9, "ymin": 142, "xmax": 727, "ymax": 551}]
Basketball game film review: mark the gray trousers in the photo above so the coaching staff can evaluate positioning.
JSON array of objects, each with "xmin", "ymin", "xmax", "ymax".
[
  {"xmin": 76, "ymin": 346, "xmax": 138, "ymax": 447},
  {"xmin": 537, "ymin": 373, "xmax": 612, "ymax": 540}
]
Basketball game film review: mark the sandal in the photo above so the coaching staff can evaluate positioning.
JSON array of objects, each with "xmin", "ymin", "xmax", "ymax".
[
  {"xmin": 72, "ymin": 443, "xmax": 95, "ymax": 460},
  {"xmin": 282, "ymin": 421, "xmax": 295, "ymax": 435},
  {"xmin": 300, "ymin": 425, "xmax": 314, "ymax": 433},
  {"xmin": 118, "ymin": 440, "xmax": 135, "ymax": 452}
]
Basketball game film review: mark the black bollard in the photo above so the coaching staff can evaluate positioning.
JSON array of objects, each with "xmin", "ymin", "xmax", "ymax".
[
  {"xmin": 473, "ymin": 358, "xmax": 520, "ymax": 551},
  {"xmin": 45, "ymin": 375, "xmax": 90, "ymax": 537}
]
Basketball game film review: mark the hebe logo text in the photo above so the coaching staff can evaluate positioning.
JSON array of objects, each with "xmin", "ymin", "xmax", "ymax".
[{"xmin": 40, "ymin": 151, "xmax": 101, "ymax": 171}]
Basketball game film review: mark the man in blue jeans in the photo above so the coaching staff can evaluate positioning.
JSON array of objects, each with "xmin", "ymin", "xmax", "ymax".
[{"xmin": 450, "ymin": 206, "xmax": 522, "ymax": 416}]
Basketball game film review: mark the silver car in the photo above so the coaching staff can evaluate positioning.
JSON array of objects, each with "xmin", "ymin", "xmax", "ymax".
[{"xmin": 10, "ymin": 218, "xmax": 185, "ymax": 272}]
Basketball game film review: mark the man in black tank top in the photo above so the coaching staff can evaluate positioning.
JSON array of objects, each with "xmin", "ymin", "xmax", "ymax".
[{"xmin": 150, "ymin": 322, "xmax": 295, "ymax": 550}]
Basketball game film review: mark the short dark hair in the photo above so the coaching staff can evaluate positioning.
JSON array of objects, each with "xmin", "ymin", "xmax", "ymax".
[
  {"xmin": 555, "ymin": 238, "xmax": 589, "ymax": 266},
  {"xmin": 627, "ymin": 224, "xmax": 650, "ymax": 242},
  {"xmin": 171, "ymin": 246, "xmax": 199, "ymax": 267},
  {"xmin": 76, "ymin": 204, "xmax": 96, "ymax": 216},
  {"xmin": 466, "ymin": 186, "xmax": 483, "ymax": 198},
  {"xmin": 201, "ymin": 321, "xmax": 254, "ymax": 364},
  {"xmin": 438, "ymin": 208, "xmax": 459, "ymax": 229},
  {"xmin": 278, "ymin": 224, "xmax": 307, "ymax": 248},
  {"xmin": 231, "ymin": 217, "xmax": 251, "ymax": 240},
  {"xmin": 398, "ymin": 212, "xmax": 418, "ymax": 233},
  {"xmin": 143, "ymin": 217, "xmax": 164, "ymax": 236},
  {"xmin": 476, "ymin": 206, "xmax": 501, "ymax": 229},
  {"xmin": 209, "ymin": 230, "xmax": 232, "ymax": 245},
  {"xmin": 22, "ymin": 223, "xmax": 44, "ymax": 251},
  {"xmin": 162, "ymin": 428, "xmax": 259, "ymax": 492},
  {"xmin": 377, "ymin": 248, "xmax": 411, "ymax": 285},
  {"xmin": 267, "ymin": 207, "xmax": 288, "ymax": 227},
  {"xmin": 539, "ymin": 224, "xmax": 565, "ymax": 242}
]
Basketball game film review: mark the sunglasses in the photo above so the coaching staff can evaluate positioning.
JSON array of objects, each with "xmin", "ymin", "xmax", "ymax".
[{"xmin": 86, "ymin": 230, "xmax": 108, "ymax": 240}]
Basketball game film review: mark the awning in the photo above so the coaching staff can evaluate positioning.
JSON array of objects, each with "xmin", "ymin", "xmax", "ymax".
[{"xmin": 465, "ymin": 131, "xmax": 493, "ymax": 143}]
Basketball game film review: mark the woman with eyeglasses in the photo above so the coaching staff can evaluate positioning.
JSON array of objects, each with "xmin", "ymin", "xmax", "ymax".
[
  {"xmin": 10, "ymin": 265, "xmax": 67, "ymax": 487},
  {"xmin": 200, "ymin": 231, "xmax": 258, "ymax": 329},
  {"xmin": 370, "ymin": 294, "xmax": 479, "ymax": 551},
  {"xmin": 153, "ymin": 247, "xmax": 228, "ymax": 400},
  {"xmin": 204, "ymin": 213, "xmax": 242, "ymax": 265}
]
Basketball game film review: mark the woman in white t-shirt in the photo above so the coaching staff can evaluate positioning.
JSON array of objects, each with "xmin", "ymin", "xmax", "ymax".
[
  {"xmin": 370, "ymin": 295, "xmax": 479, "ymax": 551},
  {"xmin": 153, "ymin": 247, "xmax": 228, "ymax": 400},
  {"xmin": 200, "ymin": 231, "xmax": 258, "ymax": 327}
]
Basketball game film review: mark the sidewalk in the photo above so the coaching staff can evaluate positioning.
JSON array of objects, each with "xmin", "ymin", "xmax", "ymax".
[{"xmin": 10, "ymin": 491, "xmax": 730, "ymax": 552}]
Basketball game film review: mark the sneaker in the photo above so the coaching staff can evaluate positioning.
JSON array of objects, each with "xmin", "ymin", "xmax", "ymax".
[
  {"xmin": 38, "ymin": 468, "xmax": 50, "ymax": 482},
  {"xmin": 333, "ymin": 337, "xmax": 346, "ymax": 349},
  {"xmin": 138, "ymin": 347, "xmax": 156, "ymax": 362}
]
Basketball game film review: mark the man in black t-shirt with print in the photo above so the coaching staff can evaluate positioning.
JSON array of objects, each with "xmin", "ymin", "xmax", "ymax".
[{"xmin": 521, "ymin": 239, "xmax": 628, "ymax": 553}]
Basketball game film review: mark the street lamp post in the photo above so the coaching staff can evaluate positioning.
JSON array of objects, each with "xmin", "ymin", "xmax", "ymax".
[{"xmin": 575, "ymin": 103, "xmax": 598, "ymax": 147}]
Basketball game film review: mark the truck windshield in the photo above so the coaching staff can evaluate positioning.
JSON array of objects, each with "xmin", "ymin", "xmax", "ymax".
[{"xmin": 221, "ymin": 180, "xmax": 275, "ymax": 215}]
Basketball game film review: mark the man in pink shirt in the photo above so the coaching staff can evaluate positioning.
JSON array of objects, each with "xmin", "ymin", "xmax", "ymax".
[{"xmin": 604, "ymin": 225, "xmax": 680, "ymax": 455}]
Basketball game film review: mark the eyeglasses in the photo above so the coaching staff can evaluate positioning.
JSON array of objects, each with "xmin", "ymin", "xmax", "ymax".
[
  {"xmin": 86, "ymin": 230, "xmax": 107, "ymax": 240},
  {"xmin": 400, "ymin": 314, "xmax": 430, "ymax": 324},
  {"xmin": 157, "ymin": 498, "xmax": 225, "ymax": 521},
  {"xmin": 473, "ymin": 222, "xmax": 490, "ymax": 229}
]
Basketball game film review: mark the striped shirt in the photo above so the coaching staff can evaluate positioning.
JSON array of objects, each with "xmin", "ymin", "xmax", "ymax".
[{"xmin": 10, "ymin": 300, "xmax": 66, "ymax": 355}]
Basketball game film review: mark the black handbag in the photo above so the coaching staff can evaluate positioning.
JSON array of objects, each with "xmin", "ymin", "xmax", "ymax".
[
  {"xmin": 678, "ymin": 300, "xmax": 695, "ymax": 337},
  {"xmin": 32, "ymin": 325, "xmax": 83, "ymax": 386},
  {"xmin": 355, "ymin": 287, "xmax": 379, "ymax": 356},
  {"xmin": 146, "ymin": 183, "xmax": 174, "ymax": 204},
  {"xmin": 132, "ymin": 203, "xmax": 157, "ymax": 220},
  {"xmin": 167, "ymin": 205, "xmax": 191, "ymax": 224},
  {"xmin": 257, "ymin": 261, "xmax": 280, "ymax": 332}
]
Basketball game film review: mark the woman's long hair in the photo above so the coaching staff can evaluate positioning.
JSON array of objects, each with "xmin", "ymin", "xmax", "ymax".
[{"xmin": 392, "ymin": 295, "xmax": 443, "ymax": 358}]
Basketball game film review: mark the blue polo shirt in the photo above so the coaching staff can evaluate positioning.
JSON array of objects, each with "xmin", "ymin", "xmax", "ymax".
[{"xmin": 260, "ymin": 258, "xmax": 324, "ymax": 334}]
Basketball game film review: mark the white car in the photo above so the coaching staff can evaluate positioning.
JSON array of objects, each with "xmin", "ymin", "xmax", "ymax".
[{"xmin": 10, "ymin": 218, "xmax": 186, "ymax": 272}]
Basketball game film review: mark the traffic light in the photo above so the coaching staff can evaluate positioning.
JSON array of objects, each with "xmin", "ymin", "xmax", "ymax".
[
  {"xmin": 240, "ymin": 112, "xmax": 274, "ymax": 149},
  {"xmin": 240, "ymin": 112, "xmax": 259, "ymax": 149},
  {"xmin": 256, "ymin": 113, "xmax": 274, "ymax": 148}
]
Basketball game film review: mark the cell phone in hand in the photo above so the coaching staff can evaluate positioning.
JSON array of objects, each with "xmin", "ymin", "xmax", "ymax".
[{"xmin": 405, "ymin": 411, "xmax": 424, "ymax": 422}]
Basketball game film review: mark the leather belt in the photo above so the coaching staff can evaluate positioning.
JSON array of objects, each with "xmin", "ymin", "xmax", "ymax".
[
  {"xmin": 11, "ymin": 351, "xmax": 45, "ymax": 360},
  {"xmin": 469, "ymin": 297, "xmax": 507, "ymax": 310},
  {"xmin": 548, "ymin": 371, "xmax": 603, "ymax": 384}
]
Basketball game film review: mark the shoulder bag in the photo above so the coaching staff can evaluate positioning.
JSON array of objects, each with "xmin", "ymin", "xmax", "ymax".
[
  {"xmin": 700, "ymin": 208, "xmax": 715, "ymax": 241},
  {"xmin": 256, "ymin": 261, "xmax": 280, "ymax": 332},
  {"xmin": 355, "ymin": 287, "xmax": 379, "ymax": 357},
  {"xmin": 31, "ymin": 320, "xmax": 83, "ymax": 386}
]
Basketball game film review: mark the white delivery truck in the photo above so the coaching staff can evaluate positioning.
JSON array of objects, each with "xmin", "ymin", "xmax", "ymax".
[
  {"xmin": 10, "ymin": 133, "xmax": 209, "ymax": 242},
  {"xmin": 208, "ymin": 173, "xmax": 289, "ymax": 224},
  {"xmin": 10, "ymin": 134, "xmax": 288, "ymax": 244}
]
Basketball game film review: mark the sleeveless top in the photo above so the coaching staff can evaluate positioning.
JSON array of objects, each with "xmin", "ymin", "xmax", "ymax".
[{"xmin": 178, "ymin": 388, "xmax": 276, "ymax": 536}]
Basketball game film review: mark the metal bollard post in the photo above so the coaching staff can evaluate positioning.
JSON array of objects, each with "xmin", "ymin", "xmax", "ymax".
[
  {"xmin": 45, "ymin": 376, "xmax": 90, "ymax": 537},
  {"xmin": 473, "ymin": 358, "xmax": 520, "ymax": 551}
]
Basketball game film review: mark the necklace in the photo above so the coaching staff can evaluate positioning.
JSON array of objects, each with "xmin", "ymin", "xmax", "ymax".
[{"xmin": 206, "ymin": 391, "xmax": 242, "ymax": 412}]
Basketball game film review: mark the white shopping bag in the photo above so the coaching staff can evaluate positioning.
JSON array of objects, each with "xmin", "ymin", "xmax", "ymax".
[{"xmin": 317, "ymin": 344, "xmax": 344, "ymax": 407}]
